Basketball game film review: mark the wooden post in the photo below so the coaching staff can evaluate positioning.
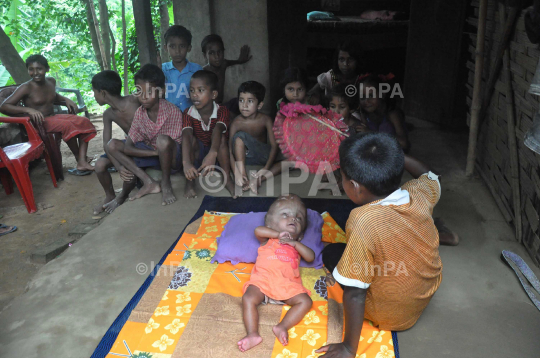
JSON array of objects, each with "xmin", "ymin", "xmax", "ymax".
[
  {"xmin": 466, "ymin": 0, "xmax": 488, "ymax": 176},
  {"xmin": 500, "ymin": 3, "xmax": 523, "ymax": 243},
  {"xmin": 132, "ymin": 0, "xmax": 158, "ymax": 66},
  {"xmin": 88, "ymin": 0, "xmax": 109, "ymax": 70}
]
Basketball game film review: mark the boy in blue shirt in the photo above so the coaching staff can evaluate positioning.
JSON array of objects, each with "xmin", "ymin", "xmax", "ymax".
[{"xmin": 162, "ymin": 25, "xmax": 202, "ymax": 111}]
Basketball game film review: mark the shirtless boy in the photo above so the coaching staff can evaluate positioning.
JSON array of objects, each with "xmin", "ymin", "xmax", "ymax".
[
  {"xmin": 0, "ymin": 54, "xmax": 96, "ymax": 174},
  {"xmin": 201, "ymin": 34, "xmax": 252, "ymax": 105},
  {"xmin": 229, "ymin": 81, "xmax": 283, "ymax": 194},
  {"xmin": 91, "ymin": 70, "xmax": 141, "ymax": 214}
]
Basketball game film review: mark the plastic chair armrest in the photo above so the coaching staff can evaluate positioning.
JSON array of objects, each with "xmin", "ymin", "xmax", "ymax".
[{"xmin": 0, "ymin": 116, "xmax": 41, "ymax": 142}]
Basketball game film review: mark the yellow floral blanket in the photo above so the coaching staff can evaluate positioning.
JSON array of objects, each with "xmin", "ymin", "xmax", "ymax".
[{"xmin": 104, "ymin": 211, "xmax": 397, "ymax": 358}]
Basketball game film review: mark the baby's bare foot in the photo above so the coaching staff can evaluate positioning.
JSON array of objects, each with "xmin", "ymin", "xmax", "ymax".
[
  {"xmin": 237, "ymin": 333, "xmax": 263, "ymax": 352},
  {"xmin": 131, "ymin": 182, "xmax": 161, "ymax": 200},
  {"xmin": 272, "ymin": 325, "xmax": 289, "ymax": 346}
]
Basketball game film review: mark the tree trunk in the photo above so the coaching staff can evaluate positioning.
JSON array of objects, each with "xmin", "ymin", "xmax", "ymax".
[
  {"xmin": 98, "ymin": 0, "xmax": 112, "ymax": 69},
  {"xmin": 0, "ymin": 26, "xmax": 30, "ymax": 84},
  {"xmin": 109, "ymin": 27, "xmax": 117, "ymax": 72},
  {"xmin": 159, "ymin": 0, "xmax": 170, "ymax": 63},
  {"xmin": 122, "ymin": 0, "xmax": 128, "ymax": 95},
  {"xmin": 132, "ymin": 0, "xmax": 158, "ymax": 66},
  {"xmin": 82, "ymin": 0, "xmax": 104, "ymax": 71},
  {"xmin": 172, "ymin": 0, "xmax": 180, "ymax": 25},
  {"xmin": 88, "ymin": 0, "xmax": 109, "ymax": 70}
]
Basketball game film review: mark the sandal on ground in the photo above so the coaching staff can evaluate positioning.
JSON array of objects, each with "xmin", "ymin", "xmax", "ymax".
[
  {"xmin": 0, "ymin": 224, "xmax": 17, "ymax": 236},
  {"xmin": 68, "ymin": 168, "xmax": 93, "ymax": 176}
]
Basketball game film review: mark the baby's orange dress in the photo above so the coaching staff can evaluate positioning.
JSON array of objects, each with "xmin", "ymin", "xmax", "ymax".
[{"xmin": 243, "ymin": 239, "xmax": 311, "ymax": 301}]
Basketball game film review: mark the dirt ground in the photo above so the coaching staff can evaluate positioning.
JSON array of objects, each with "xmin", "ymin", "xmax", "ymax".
[{"xmin": 0, "ymin": 117, "xmax": 125, "ymax": 312}]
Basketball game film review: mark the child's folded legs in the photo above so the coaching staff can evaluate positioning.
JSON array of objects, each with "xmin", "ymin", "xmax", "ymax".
[{"xmin": 132, "ymin": 141, "xmax": 183, "ymax": 172}]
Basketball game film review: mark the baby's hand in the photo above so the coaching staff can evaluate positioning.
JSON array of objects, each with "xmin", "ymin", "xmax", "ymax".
[{"xmin": 278, "ymin": 232, "xmax": 296, "ymax": 247}]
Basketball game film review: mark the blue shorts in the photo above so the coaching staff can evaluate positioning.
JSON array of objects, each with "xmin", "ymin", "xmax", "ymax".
[{"xmin": 132, "ymin": 141, "xmax": 182, "ymax": 172}]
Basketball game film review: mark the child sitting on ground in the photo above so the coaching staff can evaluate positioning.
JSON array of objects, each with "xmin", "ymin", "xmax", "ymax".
[
  {"xmin": 327, "ymin": 83, "xmax": 363, "ymax": 134},
  {"xmin": 201, "ymin": 34, "xmax": 252, "ymax": 109},
  {"xmin": 317, "ymin": 83, "xmax": 363, "ymax": 193},
  {"xmin": 0, "ymin": 54, "xmax": 97, "ymax": 175},
  {"xmin": 229, "ymin": 81, "xmax": 284, "ymax": 194},
  {"xmin": 276, "ymin": 67, "xmax": 309, "ymax": 110},
  {"xmin": 107, "ymin": 64, "xmax": 183, "ymax": 206},
  {"xmin": 308, "ymin": 41, "xmax": 363, "ymax": 106},
  {"xmin": 316, "ymin": 133, "xmax": 445, "ymax": 356},
  {"xmin": 356, "ymin": 74, "xmax": 410, "ymax": 151},
  {"xmin": 182, "ymin": 70, "xmax": 235, "ymax": 198},
  {"xmin": 239, "ymin": 194, "xmax": 314, "ymax": 352},
  {"xmin": 162, "ymin": 25, "xmax": 203, "ymax": 111},
  {"xmin": 91, "ymin": 70, "xmax": 141, "ymax": 214}
]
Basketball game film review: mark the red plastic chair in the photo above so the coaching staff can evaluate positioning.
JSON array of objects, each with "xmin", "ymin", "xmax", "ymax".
[{"xmin": 0, "ymin": 117, "xmax": 57, "ymax": 213}]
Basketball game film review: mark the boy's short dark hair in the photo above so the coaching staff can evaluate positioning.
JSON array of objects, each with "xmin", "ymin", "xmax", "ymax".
[
  {"xmin": 164, "ymin": 25, "xmax": 192, "ymax": 46},
  {"xmin": 339, "ymin": 132, "xmax": 404, "ymax": 197},
  {"xmin": 326, "ymin": 83, "xmax": 358, "ymax": 110},
  {"xmin": 91, "ymin": 70, "xmax": 122, "ymax": 96},
  {"xmin": 25, "ymin": 54, "xmax": 49, "ymax": 69},
  {"xmin": 238, "ymin": 81, "xmax": 266, "ymax": 103},
  {"xmin": 201, "ymin": 34, "xmax": 224, "ymax": 54},
  {"xmin": 191, "ymin": 70, "xmax": 219, "ymax": 91},
  {"xmin": 134, "ymin": 64, "xmax": 166, "ymax": 89}
]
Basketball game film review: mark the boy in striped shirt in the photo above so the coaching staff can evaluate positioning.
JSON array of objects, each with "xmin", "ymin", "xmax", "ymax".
[
  {"xmin": 182, "ymin": 70, "xmax": 235, "ymax": 198},
  {"xmin": 317, "ymin": 133, "xmax": 443, "ymax": 357},
  {"xmin": 107, "ymin": 64, "xmax": 183, "ymax": 206}
]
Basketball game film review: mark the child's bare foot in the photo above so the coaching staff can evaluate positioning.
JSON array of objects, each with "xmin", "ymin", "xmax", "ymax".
[
  {"xmin": 249, "ymin": 179, "xmax": 261, "ymax": 195},
  {"xmin": 237, "ymin": 333, "xmax": 263, "ymax": 352},
  {"xmin": 324, "ymin": 267, "xmax": 336, "ymax": 286},
  {"xmin": 272, "ymin": 324, "xmax": 289, "ymax": 346},
  {"xmin": 184, "ymin": 180, "xmax": 197, "ymax": 199},
  {"xmin": 161, "ymin": 185, "xmax": 177, "ymax": 206},
  {"xmin": 225, "ymin": 179, "xmax": 238, "ymax": 199},
  {"xmin": 103, "ymin": 195, "xmax": 128, "ymax": 214},
  {"xmin": 131, "ymin": 181, "xmax": 161, "ymax": 200},
  {"xmin": 434, "ymin": 218, "xmax": 460, "ymax": 246},
  {"xmin": 77, "ymin": 162, "xmax": 95, "ymax": 172},
  {"xmin": 93, "ymin": 195, "xmax": 115, "ymax": 215}
]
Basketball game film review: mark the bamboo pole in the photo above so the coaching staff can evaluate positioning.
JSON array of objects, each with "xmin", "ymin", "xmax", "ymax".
[
  {"xmin": 500, "ymin": 3, "xmax": 523, "ymax": 243},
  {"xmin": 306, "ymin": 113, "xmax": 349, "ymax": 137},
  {"xmin": 122, "ymin": 0, "xmax": 128, "ymax": 95},
  {"xmin": 467, "ymin": 4, "xmax": 521, "ymax": 176},
  {"xmin": 88, "ymin": 0, "xmax": 109, "ymax": 70},
  {"xmin": 466, "ymin": 0, "xmax": 488, "ymax": 176}
]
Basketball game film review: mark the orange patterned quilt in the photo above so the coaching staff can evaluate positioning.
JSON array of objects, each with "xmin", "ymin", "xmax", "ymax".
[{"xmin": 104, "ymin": 211, "xmax": 396, "ymax": 358}]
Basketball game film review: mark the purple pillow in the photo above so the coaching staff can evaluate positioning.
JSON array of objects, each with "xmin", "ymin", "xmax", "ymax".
[{"xmin": 211, "ymin": 209, "xmax": 325, "ymax": 269}]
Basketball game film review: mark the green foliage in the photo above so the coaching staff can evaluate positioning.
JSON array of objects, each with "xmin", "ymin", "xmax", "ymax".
[{"xmin": 0, "ymin": 0, "xmax": 171, "ymax": 114}]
